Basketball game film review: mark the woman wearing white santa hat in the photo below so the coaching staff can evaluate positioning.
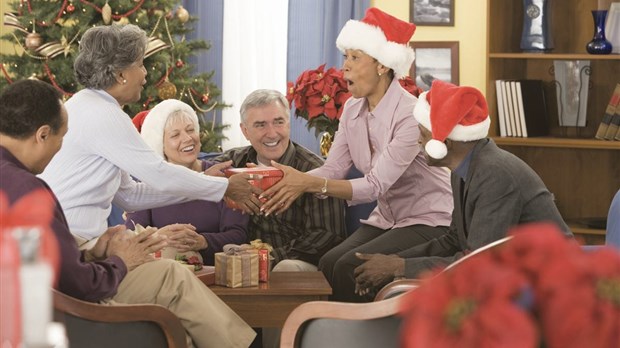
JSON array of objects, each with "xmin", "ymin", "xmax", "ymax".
[{"xmin": 261, "ymin": 7, "xmax": 454, "ymax": 302}]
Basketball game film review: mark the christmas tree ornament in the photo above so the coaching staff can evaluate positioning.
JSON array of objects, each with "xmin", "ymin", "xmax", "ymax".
[
  {"xmin": 66, "ymin": 3, "xmax": 76, "ymax": 13},
  {"xmin": 176, "ymin": 6, "xmax": 189, "ymax": 24},
  {"xmin": 157, "ymin": 80, "xmax": 177, "ymax": 100},
  {"xmin": 102, "ymin": 2, "xmax": 112, "ymax": 24},
  {"xmin": 28, "ymin": 73, "xmax": 39, "ymax": 80},
  {"xmin": 25, "ymin": 32, "xmax": 43, "ymax": 50},
  {"xmin": 175, "ymin": 59, "xmax": 184, "ymax": 68},
  {"xmin": 35, "ymin": 41, "xmax": 64, "ymax": 59},
  {"xmin": 4, "ymin": 13, "xmax": 28, "ymax": 33},
  {"xmin": 145, "ymin": 37, "xmax": 170, "ymax": 58},
  {"xmin": 201, "ymin": 94, "xmax": 210, "ymax": 104}
]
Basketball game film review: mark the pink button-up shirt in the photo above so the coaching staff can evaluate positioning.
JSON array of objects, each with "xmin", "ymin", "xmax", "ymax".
[{"xmin": 309, "ymin": 79, "xmax": 453, "ymax": 230}]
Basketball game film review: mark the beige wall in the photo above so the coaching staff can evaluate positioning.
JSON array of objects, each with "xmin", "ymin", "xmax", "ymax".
[
  {"xmin": 372, "ymin": 0, "xmax": 487, "ymax": 95},
  {"xmin": 0, "ymin": 1, "xmax": 13, "ymax": 54}
]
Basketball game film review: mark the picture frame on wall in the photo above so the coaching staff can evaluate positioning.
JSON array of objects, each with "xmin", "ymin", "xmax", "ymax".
[
  {"xmin": 409, "ymin": 41, "xmax": 459, "ymax": 91},
  {"xmin": 410, "ymin": 0, "xmax": 454, "ymax": 26}
]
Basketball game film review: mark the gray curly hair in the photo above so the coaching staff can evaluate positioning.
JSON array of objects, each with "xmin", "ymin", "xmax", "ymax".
[{"xmin": 74, "ymin": 24, "xmax": 147, "ymax": 90}]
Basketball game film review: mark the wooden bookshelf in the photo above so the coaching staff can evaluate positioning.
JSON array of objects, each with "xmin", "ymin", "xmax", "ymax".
[{"xmin": 487, "ymin": 0, "xmax": 620, "ymax": 244}]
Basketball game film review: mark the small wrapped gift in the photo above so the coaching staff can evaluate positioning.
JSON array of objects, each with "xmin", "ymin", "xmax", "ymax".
[
  {"xmin": 214, "ymin": 244, "xmax": 259, "ymax": 288},
  {"xmin": 249, "ymin": 239, "xmax": 273, "ymax": 282},
  {"xmin": 223, "ymin": 167, "xmax": 283, "ymax": 210}
]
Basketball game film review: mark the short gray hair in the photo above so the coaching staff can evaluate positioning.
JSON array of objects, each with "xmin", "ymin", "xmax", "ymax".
[
  {"xmin": 240, "ymin": 89, "xmax": 290, "ymax": 124},
  {"xmin": 74, "ymin": 24, "xmax": 147, "ymax": 90}
]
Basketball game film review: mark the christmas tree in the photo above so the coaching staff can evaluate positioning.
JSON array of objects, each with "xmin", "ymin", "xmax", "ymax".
[{"xmin": 1, "ymin": 0, "xmax": 227, "ymax": 152}]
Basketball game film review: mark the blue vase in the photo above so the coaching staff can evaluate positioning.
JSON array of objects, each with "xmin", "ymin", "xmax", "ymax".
[
  {"xmin": 520, "ymin": 0, "xmax": 554, "ymax": 52},
  {"xmin": 586, "ymin": 10, "xmax": 613, "ymax": 54}
]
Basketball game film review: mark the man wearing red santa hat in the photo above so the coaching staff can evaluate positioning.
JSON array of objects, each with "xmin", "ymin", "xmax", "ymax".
[{"xmin": 354, "ymin": 80, "xmax": 572, "ymax": 294}]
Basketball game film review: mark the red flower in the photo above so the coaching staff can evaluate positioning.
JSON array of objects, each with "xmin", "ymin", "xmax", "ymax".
[
  {"xmin": 400, "ymin": 252, "xmax": 537, "ymax": 348},
  {"xmin": 399, "ymin": 222, "xmax": 620, "ymax": 347}
]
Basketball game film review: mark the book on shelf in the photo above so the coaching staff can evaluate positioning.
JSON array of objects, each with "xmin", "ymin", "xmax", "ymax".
[
  {"xmin": 494, "ymin": 80, "xmax": 507, "ymax": 136},
  {"xmin": 502, "ymin": 80, "xmax": 517, "ymax": 136},
  {"xmin": 495, "ymin": 79, "xmax": 549, "ymax": 137},
  {"xmin": 595, "ymin": 83, "xmax": 620, "ymax": 140},
  {"xmin": 517, "ymin": 80, "xmax": 550, "ymax": 137},
  {"xmin": 604, "ymin": 109, "xmax": 620, "ymax": 140},
  {"xmin": 616, "ymin": 124, "xmax": 620, "ymax": 140}
]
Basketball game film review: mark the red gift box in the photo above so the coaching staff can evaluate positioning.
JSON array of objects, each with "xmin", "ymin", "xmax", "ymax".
[{"xmin": 223, "ymin": 167, "xmax": 283, "ymax": 209}]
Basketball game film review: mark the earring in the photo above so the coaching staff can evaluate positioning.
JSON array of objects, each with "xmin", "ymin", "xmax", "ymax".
[
  {"xmin": 122, "ymin": 79, "xmax": 127, "ymax": 84},
  {"xmin": 378, "ymin": 72, "xmax": 382, "ymax": 77}
]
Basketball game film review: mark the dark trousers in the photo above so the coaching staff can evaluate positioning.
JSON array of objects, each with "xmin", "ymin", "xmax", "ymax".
[{"xmin": 318, "ymin": 223, "xmax": 449, "ymax": 303}]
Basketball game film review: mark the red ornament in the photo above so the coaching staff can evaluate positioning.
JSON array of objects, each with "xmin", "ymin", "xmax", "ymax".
[
  {"xmin": 175, "ymin": 59, "xmax": 184, "ymax": 68},
  {"xmin": 66, "ymin": 3, "xmax": 75, "ymax": 13},
  {"xmin": 201, "ymin": 94, "xmax": 210, "ymax": 104}
]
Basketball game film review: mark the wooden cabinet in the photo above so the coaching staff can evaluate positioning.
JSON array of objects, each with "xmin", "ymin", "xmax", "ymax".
[{"xmin": 486, "ymin": 0, "xmax": 620, "ymax": 244}]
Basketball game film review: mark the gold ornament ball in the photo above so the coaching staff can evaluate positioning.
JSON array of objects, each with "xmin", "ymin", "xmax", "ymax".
[
  {"xmin": 157, "ymin": 81, "xmax": 177, "ymax": 100},
  {"xmin": 176, "ymin": 6, "xmax": 189, "ymax": 23},
  {"xmin": 25, "ymin": 32, "xmax": 43, "ymax": 50}
]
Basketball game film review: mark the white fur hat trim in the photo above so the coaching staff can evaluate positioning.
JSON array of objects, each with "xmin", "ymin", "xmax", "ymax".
[{"xmin": 336, "ymin": 20, "xmax": 415, "ymax": 79}]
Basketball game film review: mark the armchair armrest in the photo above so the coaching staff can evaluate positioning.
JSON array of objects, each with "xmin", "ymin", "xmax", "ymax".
[
  {"xmin": 374, "ymin": 279, "xmax": 421, "ymax": 301},
  {"xmin": 53, "ymin": 289, "xmax": 187, "ymax": 348},
  {"xmin": 281, "ymin": 296, "xmax": 401, "ymax": 348}
]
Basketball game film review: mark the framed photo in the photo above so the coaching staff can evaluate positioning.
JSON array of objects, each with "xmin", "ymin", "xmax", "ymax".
[
  {"xmin": 410, "ymin": 0, "xmax": 454, "ymax": 26},
  {"xmin": 409, "ymin": 41, "xmax": 459, "ymax": 91}
]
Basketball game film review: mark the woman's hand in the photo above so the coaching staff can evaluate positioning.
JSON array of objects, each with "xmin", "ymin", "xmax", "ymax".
[
  {"xmin": 158, "ymin": 223, "xmax": 207, "ymax": 252},
  {"xmin": 107, "ymin": 227, "xmax": 168, "ymax": 272},
  {"xmin": 259, "ymin": 161, "xmax": 316, "ymax": 216}
]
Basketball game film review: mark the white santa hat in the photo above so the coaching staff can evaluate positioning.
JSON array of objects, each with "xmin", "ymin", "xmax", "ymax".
[
  {"xmin": 140, "ymin": 99, "xmax": 200, "ymax": 158},
  {"xmin": 336, "ymin": 7, "xmax": 416, "ymax": 79},
  {"xmin": 413, "ymin": 80, "xmax": 490, "ymax": 160}
]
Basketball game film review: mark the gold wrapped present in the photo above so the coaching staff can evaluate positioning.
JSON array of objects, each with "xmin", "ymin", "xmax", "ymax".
[{"xmin": 214, "ymin": 244, "xmax": 259, "ymax": 288}]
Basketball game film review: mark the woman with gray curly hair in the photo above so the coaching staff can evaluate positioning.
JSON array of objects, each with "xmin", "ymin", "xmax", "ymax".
[
  {"xmin": 41, "ymin": 24, "xmax": 261, "ymax": 246},
  {"xmin": 40, "ymin": 24, "xmax": 257, "ymax": 348}
]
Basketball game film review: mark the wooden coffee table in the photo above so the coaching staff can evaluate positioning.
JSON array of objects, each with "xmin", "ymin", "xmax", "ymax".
[{"xmin": 196, "ymin": 270, "xmax": 331, "ymax": 328}]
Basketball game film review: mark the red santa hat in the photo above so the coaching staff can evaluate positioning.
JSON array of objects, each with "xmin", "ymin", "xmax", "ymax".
[
  {"xmin": 132, "ymin": 110, "xmax": 150, "ymax": 133},
  {"xmin": 140, "ymin": 99, "xmax": 199, "ymax": 158},
  {"xmin": 336, "ymin": 7, "xmax": 416, "ymax": 78},
  {"xmin": 413, "ymin": 80, "xmax": 490, "ymax": 159}
]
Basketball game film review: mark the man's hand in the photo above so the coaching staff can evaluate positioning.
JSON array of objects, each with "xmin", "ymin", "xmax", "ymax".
[
  {"xmin": 106, "ymin": 227, "xmax": 168, "ymax": 271},
  {"xmin": 354, "ymin": 253, "xmax": 405, "ymax": 297},
  {"xmin": 86, "ymin": 225, "xmax": 126, "ymax": 261},
  {"xmin": 259, "ymin": 161, "xmax": 311, "ymax": 216},
  {"xmin": 204, "ymin": 160, "xmax": 232, "ymax": 177},
  {"xmin": 225, "ymin": 173, "xmax": 263, "ymax": 215},
  {"xmin": 157, "ymin": 223, "xmax": 207, "ymax": 252}
]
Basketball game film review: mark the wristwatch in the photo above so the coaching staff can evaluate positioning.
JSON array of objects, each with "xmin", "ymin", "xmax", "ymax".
[{"xmin": 320, "ymin": 177, "xmax": 328, "ymax": 194}]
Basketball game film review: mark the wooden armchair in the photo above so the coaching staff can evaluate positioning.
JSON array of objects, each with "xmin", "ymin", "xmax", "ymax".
[{"xmin": 53, "ymin": 289, "xmax": 187, "ymax": 348}]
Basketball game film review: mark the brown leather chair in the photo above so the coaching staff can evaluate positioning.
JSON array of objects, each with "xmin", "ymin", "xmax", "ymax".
[{"xmin": 53, "ymin": 289, "xmax": 187, "ymax": 348}]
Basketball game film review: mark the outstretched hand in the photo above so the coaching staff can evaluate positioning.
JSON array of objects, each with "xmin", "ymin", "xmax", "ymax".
[
  {"xmin": 204, "ymin": 160, "xmax": 233, "ymax": 177},
  {"xmin": 354, "ymin": 253, "xmax": 405, "ymax": 297},
  {"xmin": 225, "ymin": 172, "xmax": 263, "ymax": 215},
  {"xmin": 259, "ymin": 161, "xmax": 310, "ymax": 216}
]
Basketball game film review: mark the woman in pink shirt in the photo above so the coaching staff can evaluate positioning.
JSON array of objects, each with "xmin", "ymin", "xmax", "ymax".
[{"xmin": 262, "ymin": 8, "xmax": 453, "ymax": 302}]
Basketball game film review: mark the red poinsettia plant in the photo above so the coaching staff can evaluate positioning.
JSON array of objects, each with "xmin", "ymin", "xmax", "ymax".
[
  {"xmin": 286, "ymin": 64, "xmax": 423, "ymax": 137},
  {"xmin": 399, "ymin": 222, "xmax": 620, "ymax": 348}
]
